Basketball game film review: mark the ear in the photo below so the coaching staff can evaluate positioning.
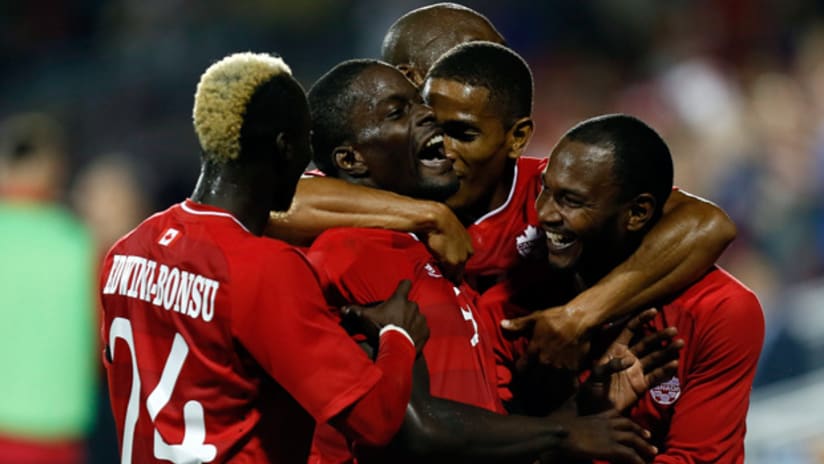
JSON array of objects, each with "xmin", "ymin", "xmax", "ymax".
[
  {"xmin": 626, "ymin": 193, "xmax": 657, "ymax": 232},
  {"xmin": 276, "ymin": 132, "xmax": 291, "ymax": 162},
  {"xmin": 396, "ymin": 63, "xmax": 423, "ymax": 87},
  {"xmin": 333, "ymin": 146, "xmax": 369, "ymax": 177},
  {"xmin": 505, "ymin": 117, "xmax": 534, "ymax": 160}
]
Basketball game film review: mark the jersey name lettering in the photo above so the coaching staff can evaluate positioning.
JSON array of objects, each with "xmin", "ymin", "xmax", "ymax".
[{"xmin": 102, "ymin": 254, "xmax": 219, "ymax": 323}]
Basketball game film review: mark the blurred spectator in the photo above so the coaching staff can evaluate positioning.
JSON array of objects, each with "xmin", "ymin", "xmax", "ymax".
[{"xmin": 0, "ymin": 113, "xmax": 96, "ymax": 464}]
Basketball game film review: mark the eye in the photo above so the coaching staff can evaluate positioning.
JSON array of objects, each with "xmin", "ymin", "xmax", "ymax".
[
  {"xmin": 445, "ymin": 127, "xmax": 478, "ymax": 142},
  {"xmin": 560, "ymin": 194, "xmax": 584, "ymax": 207},
  {"xmin": 386, "ymin": 103, "xmax": 409, "ymax": 120}
]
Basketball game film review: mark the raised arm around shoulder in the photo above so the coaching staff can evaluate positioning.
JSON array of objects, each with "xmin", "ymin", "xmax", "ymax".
[
  {"xmin": 569, "ymin": 189, "xmax": 736, "ymax": 329},
  {"xmin": 266, "ymin": 176, "xmax": 473, "ymax": 273},
  {"xmin": 502, "ymin": 190, "xmax": 735, "ymax": 370}
]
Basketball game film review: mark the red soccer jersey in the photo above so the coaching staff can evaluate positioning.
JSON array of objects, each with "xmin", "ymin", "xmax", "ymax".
[
  {"xmin": 614, "ymin": 267, "xmax": 764, "ymax": 463},
  {"xmin": 99, "ymin": 199, "xmax": 392, "ymax": 463},
  {"xmin": 465, "ymin": 156, "xmax": 548, "ymax": 293},
  {"xmin": 306, "ymin": 228, "xmax": 504, "ymax": 463}
]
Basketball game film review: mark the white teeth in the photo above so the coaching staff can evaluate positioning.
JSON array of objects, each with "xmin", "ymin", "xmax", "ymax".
[
  {"xmin": 426, "ymin": 134, "xmax": 443, "ymax": 147},
  {"xmin": 546, "ymin": 231, "xmax": 572, "ymax": 246}
]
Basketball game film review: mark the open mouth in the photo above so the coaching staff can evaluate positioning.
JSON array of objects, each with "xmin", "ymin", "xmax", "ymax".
[
  {"xmin": 418, "ymin": 134, "xmax": 448, "ymax": 168},
  {"xmin": 545, "ymin": 230, "xmax": 576, "ymax": 251}
]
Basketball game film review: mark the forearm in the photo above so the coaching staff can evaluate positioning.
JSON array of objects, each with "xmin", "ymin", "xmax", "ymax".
[
  {"xmin": 332, "ymin": 329, "xmax": 417, "ymax": 447},
  {"xmin": 265, "ymin": 176, "xmax": 449, "ymax": 245},
  {"xmin": 381, "ymin": 360, "xmax": 567, "ymax": 463},
  {"xmin": 569, "ymin": 190, "xmax": 736, "ymax": 328}
]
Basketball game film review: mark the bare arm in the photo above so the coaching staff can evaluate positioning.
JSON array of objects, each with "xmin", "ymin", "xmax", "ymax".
[
  {"xmin": 358, "ymin": 357, "xmax": 653, "ymax": 464},
  {"xmin": 567, "ymin": 189, "xmax": 736, "ymax": 329},
  {"xmin": 504, "ymin": 190, "xmax": 736, "ymax": 368},
  {"xmin": 266, "ymin": 176, "xmax": 472, "ymax": 276}
]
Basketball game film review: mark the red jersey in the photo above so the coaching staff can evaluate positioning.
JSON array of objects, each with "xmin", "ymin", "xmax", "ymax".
[
  {"xmin": 306, "ymin": 228, "xmax": 503, "ymax": 463},
  {"xmin": 623, "ymin": 267, "xmax": 764, "ymax": 463},
  {"xmin": 100, "ymin": 200, "xmax": 396, "ymax": 463},
  {"xmin": 465, "ymin": 156, "xmax": 548, "ymax": 293}
]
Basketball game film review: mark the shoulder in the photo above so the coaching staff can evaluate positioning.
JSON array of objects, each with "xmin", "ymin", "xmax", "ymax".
[
  {"xmin": 310, "ymin": 228, "xmax": 419, "ymax": 261},
  {"xmin": 517, "ymin": 156, "xmax": 548, "ymax": 175},
  {"xmin": 673, "ymin": 267, "xmax": 765, "ymax": 355}
]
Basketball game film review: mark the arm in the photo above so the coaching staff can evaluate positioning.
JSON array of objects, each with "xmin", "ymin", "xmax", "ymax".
[
  {"xmin": 265, "ymin": 177, "xmax": 472, "ymax": 276},
  {"xmin": 650, "ymin": 292, "xmax": 764, "ymax": 463},
  {"xmin": 361, "ymin": 357, "xmax": 653, "ymax": 464},
  {"xmin": 503, "ymin": 190, "xmax": 736, "ymax": 368}
]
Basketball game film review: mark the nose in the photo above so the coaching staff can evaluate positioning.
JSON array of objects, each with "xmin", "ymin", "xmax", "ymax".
[
  {"xmin": 535, "ymin": 189, "xmax": 562, "ymax": 225},
  {"xmin": 414, "ymin": 103, "xmax": 437, "ymax": 128}
]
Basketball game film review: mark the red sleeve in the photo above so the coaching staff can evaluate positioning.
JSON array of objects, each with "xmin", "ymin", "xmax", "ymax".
[
  {"xmin": 232, "ymin": 246, "xmax": 405, "ymax": 425},
  {"xmin": 655, "ymin": 291, "xmax": 764, "ymax": 463},
  {"xmin": 331, "ymin": 329, "xmax": 416, "ymax": 446}
]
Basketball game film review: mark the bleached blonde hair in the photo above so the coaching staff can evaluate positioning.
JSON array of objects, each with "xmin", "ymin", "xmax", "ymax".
[{"xmin": 193, "ymin": 52, "xmax": 292, "ymax": 163}]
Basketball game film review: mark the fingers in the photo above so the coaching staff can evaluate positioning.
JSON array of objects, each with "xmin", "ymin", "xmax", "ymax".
[
  {"xmin": 390, "ymin": 279, "xmax": 413, "ymax": 300},
  {"xmin": 615, "ymin": 431, "xmax": 657, "ymax": 460},
  {"xmin": 638, "ymin": 337, "xmax": 683, "ymax": 373},
  {"xmin": 501, "ymin": 312, "xmax": 537, "ymax": 332},
  {"xmin": 615, "ymin": 308, "xmax": 658, "ymax": 345},
  {"xmin": 630, "ymin": 326, "xmax": 678, "ymax": 358},
  {"xmin": 644, "ymin": 360, "xmax": 679, "ymax": 388},
  {"xmin": 609, "ymin": 445, "xmax": 645, "ymax": 464},
  {"xmin": 591, "ymin": 356, "xmax": 633, "ymax": 382}
]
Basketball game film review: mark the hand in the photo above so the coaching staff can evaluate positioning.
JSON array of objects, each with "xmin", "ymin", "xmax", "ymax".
[
  {"xmin": 342, "ymin": 280, "xmax": 429, "ymax": 354},
  {"xmin": 423, "ymin": 203, "xmax": 473, "ymax": 283},
  {"xmin": 501, "ymin": 306, "xmax": 590, "ymax": 371},
  {"xmin": 599, "ymin": 309, "xmax": 683, "ymax": 411},
  {"xmin": 544, "ymin": 399, "xmax": 656, "ymax": 464}
]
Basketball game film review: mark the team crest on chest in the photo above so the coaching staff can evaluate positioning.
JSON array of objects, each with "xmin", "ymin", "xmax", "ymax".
[
  {"xmin": 650, "ymin": 376, "xmax": 681, "ymax": 405},
  {"xmin": 516, "ymin": 225, "xmax": 544, "ymax": 258}
]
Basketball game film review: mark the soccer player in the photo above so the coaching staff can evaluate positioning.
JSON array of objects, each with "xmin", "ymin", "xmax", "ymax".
[
  {"xmin": 305, "ymin": 59, "xmax": 665, "ymax": 464},
  {"xmin": 533, "ymin": 114, "xmax": 764, "ymax": 463},
  {"xmin": 381, "ymin": 2, "xmax": 506, "ymax": 86},
  {"xmin": 99, "ymin": 52, "xmax": 429, "ymax": 463},
  {"xmin": 267, "ymin": 6, "xmax": 737, "ymax": 370}
]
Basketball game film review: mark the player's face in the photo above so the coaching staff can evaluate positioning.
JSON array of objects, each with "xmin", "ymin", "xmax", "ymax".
[
  {"xmin": 535, "ymin": 139, "xmax": 628, "ymax": 272},
  {"xmin": 348, "ymin": 64, "xmax": 458, "ymax": 200},
  {"xmin": 422, "ymin": 77, "xmax": 513, "ymax": 214}
]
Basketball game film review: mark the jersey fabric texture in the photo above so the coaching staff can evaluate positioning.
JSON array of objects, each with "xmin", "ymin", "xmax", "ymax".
[
  {"xmin": 623, "ymin": 267, "xmax": 764, "ymax": 463},
  {"xmin": 306, "ymin": 228, "xmax": 503, "ymax": 463},
  {"xmin": 100, "ymin": 199, "xmax": 393, "ymax": 463},
  {"xmin": 465, "ymin": 156, "xmax": 549, "ymax": 293}
]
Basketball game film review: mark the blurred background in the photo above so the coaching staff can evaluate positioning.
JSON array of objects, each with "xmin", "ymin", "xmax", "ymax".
[{"xmin": 1, "ymin": 0, "xmax": 822, "ymax": 462}]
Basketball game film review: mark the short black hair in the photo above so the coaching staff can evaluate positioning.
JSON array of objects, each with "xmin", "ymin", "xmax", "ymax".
[
  {"xmin": 565, "ymin": 114, "xmax": 673, "ymax": 213},
  {"xmin": 240, "ymin": 73, "xmax": 309, "ymax": 164},
  {"xmin": 426, "ymin": 41, "xmax": 532, "ymax": 128},
  {"xmin": 307, "ymin": 59, "xmax": 380, "ymax": 176}
]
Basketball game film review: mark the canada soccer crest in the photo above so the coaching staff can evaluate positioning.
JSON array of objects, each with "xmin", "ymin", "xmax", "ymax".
[
  {"xmin": 516, "ymin": 225, "xmax": 544, "ymax": 258},
  {"xmin": 650, "ymin": 376, "xmax": 681, "ymax": 405}
]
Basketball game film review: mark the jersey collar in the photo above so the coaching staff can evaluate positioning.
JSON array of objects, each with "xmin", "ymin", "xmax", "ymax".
[{"xmin": 180, "ymin": 199, "xmax": 251, "ymax": 233}]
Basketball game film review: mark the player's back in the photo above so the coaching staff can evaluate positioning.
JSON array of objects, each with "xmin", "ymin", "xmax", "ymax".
[{"xmin": 100, "ymin": 199, "xmax": 347, "ymax": 463}]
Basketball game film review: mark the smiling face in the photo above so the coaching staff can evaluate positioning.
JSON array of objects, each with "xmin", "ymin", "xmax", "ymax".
[
  {"xmin": 422, "ymin": 77, "xmax": 517, "ymax": 214},
  {"xmin": 343, "ymin": 64, "xmax": 458, "ymax": 200},
  {"xmin": 535, "ymin": 139, "xmax": 631, "ymax": 275}
]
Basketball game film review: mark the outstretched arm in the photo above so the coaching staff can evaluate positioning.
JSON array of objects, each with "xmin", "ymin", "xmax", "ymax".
[
  {"xmin": 266, "ymin": 176, "xmax": 472, "ymax": 275},
  {"xmin": 504, "ymin": 190, "xmax": 736, "ymax": 369},
  {"xmin": 358, "ymin": 357, "xmax": 654, "ymax": 464}
]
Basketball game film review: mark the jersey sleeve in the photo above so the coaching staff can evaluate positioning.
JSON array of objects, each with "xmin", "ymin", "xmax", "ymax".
[
  {"xmin": 232, "ymin": 246, "xmax": 385, "ymax": 424},
  {"xmin": 655, "ymin": 290, "xmax": 764, "ymax": 463}
]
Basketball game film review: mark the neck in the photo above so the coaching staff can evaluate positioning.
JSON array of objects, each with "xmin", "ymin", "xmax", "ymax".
[
  {"xmin": 454, "ymin": 158, "xmax": 516, "ymax": 225},
  {"xmin": 574, "ymin": 237, "xmax": 642, "ymax": 290},
  {"xmin": 190, "ymin": 160, "xmax": 272, "ymax": 236}
]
